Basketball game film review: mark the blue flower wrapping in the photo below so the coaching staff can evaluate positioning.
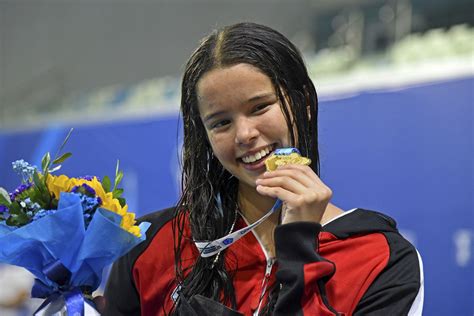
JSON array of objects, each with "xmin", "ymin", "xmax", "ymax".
[{"xmin": 0, "ymin": 192, "xmax": 150, "ymax": 304}]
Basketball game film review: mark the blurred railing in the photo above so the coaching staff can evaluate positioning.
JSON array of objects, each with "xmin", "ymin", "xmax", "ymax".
[
  {"xmin": 1, "ymin": 24, "xmax": 473, "ymax": 132},
  {"xmin": 0, "ymin": 67, "xmax": 66, "ymax": 128}
]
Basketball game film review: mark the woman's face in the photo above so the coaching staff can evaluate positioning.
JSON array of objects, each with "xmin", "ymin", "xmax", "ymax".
[{"xmin": 197, "ymin": 63, "xmax": 291, "ymax": 191}]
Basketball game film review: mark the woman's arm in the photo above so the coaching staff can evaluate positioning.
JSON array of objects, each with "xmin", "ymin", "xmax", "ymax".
[
  {"xmin": 273, "ymin": 222, "xmax": 340, "ymax": 316},
  {"xmin": 353, "ymin": 232, "xmax": 424, "ymax": 315},
  {"xmin": 273, "ymin": 222, "xmax": 424, "ymax": 316}
]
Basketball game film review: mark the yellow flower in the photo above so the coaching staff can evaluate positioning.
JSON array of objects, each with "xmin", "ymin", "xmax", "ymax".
[
  {"xmin": 120, "ymin": 211, "xmax": 141, "ymax": 237},
  {"xmin": 101, "ymin": 192, "xmax": 127, "ymax": 216},
  {"xmin": 84, "ymin": 177, "xmax": 108, "ymax": 202},
  {"xmin": 120, "ymin": 212, "xmax": 140, "ymax": 237},
  {"xmin": 46, "ymin": 174, "xmax": 142, "ymax": 237},
  {"xmin": 121, "ymin": 212, "xmax": 135, "ymax": 228},
  {"xmin": 46, "ymin": 174, "xmax": 72, "ymax": 198},
  {"xmin": 126, "ymin": 225, "xmax": 141, "ymax": 237}
]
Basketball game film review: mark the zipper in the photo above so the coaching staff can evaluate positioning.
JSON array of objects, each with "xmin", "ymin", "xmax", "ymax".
[
  {"xmin": 239, "ymin": 212, "xmax": 276, "ymax": 316},
  {"xmin": 254, "ymin": 257, "xmax": 275, "ymax": 315}
]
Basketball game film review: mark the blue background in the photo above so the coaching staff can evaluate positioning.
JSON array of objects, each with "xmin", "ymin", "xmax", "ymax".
[{"xmin": 1, "ymin": 76, "xmax": 472, "ymax": 315}]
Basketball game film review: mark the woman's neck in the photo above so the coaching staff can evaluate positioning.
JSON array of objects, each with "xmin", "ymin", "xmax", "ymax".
[
  {"xmin": 237, "ymin": 183, "xmax": 280, "ymax": 258},
  {"xmin": 238, "ymin": 183, "xmax": 278, "ymax": 224}
]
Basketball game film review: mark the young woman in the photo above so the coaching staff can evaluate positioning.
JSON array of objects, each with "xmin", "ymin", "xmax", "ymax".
[{"xmin": 104, "ymin": 22, "xmax": 423, "ymax": 315}]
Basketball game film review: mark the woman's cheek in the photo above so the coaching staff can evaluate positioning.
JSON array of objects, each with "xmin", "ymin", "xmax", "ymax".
[{"xmin": 208, "ymin": 134, "xmax": 231, "ymax": 160}]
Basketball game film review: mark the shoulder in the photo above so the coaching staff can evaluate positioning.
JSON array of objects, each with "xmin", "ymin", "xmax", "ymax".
[
  {"xmin": 321, "ymin": 209, "xmax": 423, "ymax": 314},
  {"xmin": 137, "ymin": 207, "xmax": 176, "ymax": 235},
  {"xmin": 103, "ymin": 207, "xmax": 179, "ymax": 315},
  {"xmin": 323, "ymin": 208, "xmax": 398, "ymax": 238},
  {"xmin": 323, "ymin": 208, "xmax": 418, "ymax": 262},
  {"xmin": 322, "ymin": 208, "xmax": 421, "ymax": 286},
  {"xmin": 331, "ymin": 208, "xmax": 422, "ymax": 283},
  {"xmin": 112, "ymin": 207, "xmax": 177, "ymax": 269}
]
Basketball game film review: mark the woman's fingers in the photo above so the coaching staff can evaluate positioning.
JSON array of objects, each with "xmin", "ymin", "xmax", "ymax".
[
  {"xmin": 256, "ymin": 183, "xmax": 299, "ymax": 202},
  {"xmin": 256, "ymin": 163, "xmax": 333, "ymax": 224},
  {"xmin": 274, "ymin": 164, "xmax": 322, "ymax": 184},
  {"xmin": 256, "ymin": 173, "xmax": 307, "ymax": 195}
]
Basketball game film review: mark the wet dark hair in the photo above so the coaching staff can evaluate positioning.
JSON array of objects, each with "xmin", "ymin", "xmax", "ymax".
[{"xmin": 172, "ymin": 22, "xmax": 319, "ymax": 314}]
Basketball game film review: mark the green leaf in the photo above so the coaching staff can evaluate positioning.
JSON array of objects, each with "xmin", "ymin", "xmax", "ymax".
[
  {"xmin": 32, "ymin": 173, "xmax": 51, "ymax": 208},
  {"xmin": 115, "ymin": 160, "xmax": 120, "ymax": 178},
  {"xmin": 41, "ymin": 152, "xmax": 51, "ymax": 173},
  {"xmin": 48, "ymin": 165, "xmax": 62, "ymax": 173},
  {"xmin": 52, "ymin": 152, "xmax": 72, "ymax": 165},
  {"xmin": 33, "ymin": 171, "xmax": 44, "ymax": 192},
  {"xmin": 7, "ymin": 201, "xmax": 23, "ymax": 215},
  {"xmin": 0, "ymin": 187, "xmax": 11, "ymax": 206},
  {"xmin": 51, "ymin": 198, "xmax": 58, "ymax": 209},
  {"xmin": 114, "ymin": 171, "xmax": 123, "ymax": 190},
  {"xmin": 29, "ymin": 189, "xmax": 39, "ymax": 202},
  {"xmin": 117, "ymin": 197, "xmax": 126, "ymax": 207},
  {"xmin": 28, "ymin": 185, "xmax": 48, "ymax": 209},
  {"xmin": 102, "ymin": 176, "xmax": 111, "ymax": 193},
  {"xmin": 8, "ymin": 205, "xmax": 20, "ymax": 215},
  {"xmin": 42, "ymin": 189, "xmax": 52, "ymax": 207},
  {"xmin": 112, "ymin": 188, "xmax": 123, "ymax": 198},
  {"xmin": 53, "ymin": 128, "xmax": 74, "ymax": 160},
  {"xmin": 6, "ymin": 211, "xmax": 29, "ymax": 226}
]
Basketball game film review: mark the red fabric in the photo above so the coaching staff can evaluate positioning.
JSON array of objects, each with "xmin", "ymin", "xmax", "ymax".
[
  {"xmin": 132, "ymin": 221, "xmax": 390, "ymax": 315},
  {"xmin": 317, "ymin": 232, "xmax": 390, "ymax": 314},
  {"xmin": 302, "ymin": 260, "xmax": 336, "ymax": 315}
]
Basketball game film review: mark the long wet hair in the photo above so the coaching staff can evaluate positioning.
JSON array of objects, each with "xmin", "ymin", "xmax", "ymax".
[{"xmin": 172, "ymin": 22, "xmax": 320, "ymax": 313}]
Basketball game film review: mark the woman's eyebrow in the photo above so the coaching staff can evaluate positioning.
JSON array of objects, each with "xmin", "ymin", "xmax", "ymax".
[
  {"xmin": 246, "ymin": 92, "xmax": 275, "ymax": 103},
  {"xmin": 203, "ymin": 110, "xmax": 226, "ymax": 123},
  {"xmin": 203, "ymin": 93, "xmax": 276, "ymax": 122}
]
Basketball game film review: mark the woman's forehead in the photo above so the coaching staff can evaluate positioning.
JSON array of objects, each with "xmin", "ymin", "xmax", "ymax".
[{"xmin": 196, "ymin": 64, "xmax": 275, "ymax": 109}]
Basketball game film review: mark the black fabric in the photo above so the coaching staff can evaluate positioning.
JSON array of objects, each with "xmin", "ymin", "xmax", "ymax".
[
  {"xmin": 354, "ymin": 231, "xmax": 421, "ymax": 315},
  {"xmin": 176, "ymin": 295, "xmax": 243, "ymax": 316},
  {"xmin": 323, "ymin": 209, "xmax": 399, "ymax": 239},
  {"xmin": 274, "ymin": 222, "xmax": 338, "ymax": 316},
  {"xmin": 103, "ymin": 207, "xmax": 175, "ymax": 316}
]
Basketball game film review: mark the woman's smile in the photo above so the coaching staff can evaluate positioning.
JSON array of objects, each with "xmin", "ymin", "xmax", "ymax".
[{"xmin": 238, "ymin": 143, "xmax": 276, "ymax": 171}]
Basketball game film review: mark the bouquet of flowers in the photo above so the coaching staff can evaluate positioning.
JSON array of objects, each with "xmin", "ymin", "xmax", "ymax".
[{"xmin": 0, "ymin": 131, "xmax": 150, "ymax": 315}]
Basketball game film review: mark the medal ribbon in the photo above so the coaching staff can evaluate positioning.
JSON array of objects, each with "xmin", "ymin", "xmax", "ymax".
[
  {"xmin": 194, "ymin": 199, "xmax": 282, "ymax": 257},
  {"xmin": 194, "ymin": 148, "xmax": 307, "ymax": 258}
]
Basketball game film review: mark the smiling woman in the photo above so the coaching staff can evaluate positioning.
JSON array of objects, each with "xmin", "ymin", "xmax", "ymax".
[{"xmin": 103, "ymin": 22, "xmax": 424, "ymax": 315}]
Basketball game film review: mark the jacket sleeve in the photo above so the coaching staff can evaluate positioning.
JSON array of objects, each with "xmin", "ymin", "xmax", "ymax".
[
  {"xmin": 353, "ymin": 232, "xmax": 424, "ymax": 316},
  {"xmin": 274, "ymin": 222, "xmax": 424, "ymax": 316},
  {"xmin": 273, "ymin": 222, "xmax": 340, "ymax": 316},
  {"xmin": 103, "ymin": 252, "xmax": 141, "ymax": 316}
]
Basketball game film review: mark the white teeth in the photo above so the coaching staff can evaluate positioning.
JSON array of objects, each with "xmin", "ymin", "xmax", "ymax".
[{"xmin": 242, "ymin": 145, "xmax": 273, "ymax": 164}]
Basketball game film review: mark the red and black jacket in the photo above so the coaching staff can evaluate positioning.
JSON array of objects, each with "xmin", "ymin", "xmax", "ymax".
[{"xmin": 104, "ymin": 208, "xmax": 423, "ymax": 315}]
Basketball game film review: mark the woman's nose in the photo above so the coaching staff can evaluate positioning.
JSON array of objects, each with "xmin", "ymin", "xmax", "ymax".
[{"xmin": 235, "ymin": 117, "xmax": 259, "ymax": 145}]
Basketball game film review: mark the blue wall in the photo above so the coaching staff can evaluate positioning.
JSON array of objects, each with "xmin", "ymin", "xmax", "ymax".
[{"xmin": 1, "ymin": 77, "xmax": 472, "ymax": 315}]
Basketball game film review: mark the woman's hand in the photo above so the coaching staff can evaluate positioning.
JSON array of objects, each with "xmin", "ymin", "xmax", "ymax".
[{"xmin": 255, "ymin": 164, "xmax": 332, "ymax": 225}]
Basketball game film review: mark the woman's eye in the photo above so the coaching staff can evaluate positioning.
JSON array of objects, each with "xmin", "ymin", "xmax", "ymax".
[
  {"xmin": 210, "ymin": 120, "xmax": 230, "ymax": 129},
  {"xmin": 253, "ymin": 103, "xmax": 270, "ymax": 113}
]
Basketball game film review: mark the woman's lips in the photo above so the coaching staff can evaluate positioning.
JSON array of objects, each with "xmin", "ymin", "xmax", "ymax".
[{"xmin": 239, "ymin": 149, "xmax": 274, "ymax": 171}]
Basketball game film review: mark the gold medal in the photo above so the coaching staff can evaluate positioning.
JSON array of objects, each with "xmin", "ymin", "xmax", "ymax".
[{"xmin": 265, "ymin": 152, "xmax": 311, "ymax": 171}]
